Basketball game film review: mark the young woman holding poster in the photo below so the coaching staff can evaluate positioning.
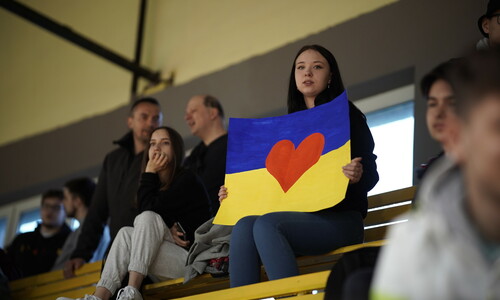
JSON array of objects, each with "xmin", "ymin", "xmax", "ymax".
[
  {"xmin": 219, "ymin": 45, "xmax": 379, "ymax": 287},
  {"xmin": 59, "ymin": 126, "xmax": 210, "ymax": 300}
]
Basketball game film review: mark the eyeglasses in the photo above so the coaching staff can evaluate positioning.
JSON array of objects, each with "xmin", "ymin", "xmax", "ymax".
[
  {"xmin": 41, "ymin": 203, "xmax": 62, "ymax": 211},
  {"xmin": 489, "ymin": 13, "xmax": 500, "ymax": 25}
]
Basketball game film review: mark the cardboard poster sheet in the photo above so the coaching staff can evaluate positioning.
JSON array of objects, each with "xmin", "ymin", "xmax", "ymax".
[{"xmin": 214, "ymin": 92, "xmax": 351, "ymax": 225}]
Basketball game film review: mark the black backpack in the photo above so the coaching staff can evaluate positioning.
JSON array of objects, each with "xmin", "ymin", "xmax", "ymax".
[{"xmin": 324, "ymin": 246, "xmax": 381, "ymax": 300}]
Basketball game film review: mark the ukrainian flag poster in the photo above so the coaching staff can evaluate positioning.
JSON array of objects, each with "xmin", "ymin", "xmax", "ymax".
[{"xmin": 214, "ymin": 91, "xmax": 351, "ymax": 225}]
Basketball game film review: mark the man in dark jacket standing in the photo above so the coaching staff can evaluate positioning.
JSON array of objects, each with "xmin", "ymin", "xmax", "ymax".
[
  {"xmin": 7, "ymin": 189, "xmax": 71, "ymax": 278},
  {"xmin": 63, "ymin": 98, "xmax": 162, "ymax": 278}
]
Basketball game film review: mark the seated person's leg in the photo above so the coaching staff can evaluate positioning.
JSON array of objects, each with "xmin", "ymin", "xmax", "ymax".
[
  {"xmin": 253, "ymin": 210, "xmax": 364, "ymax": 280},
  {"xmin": 229, "ymin": 216, "xmax": 261, "ymax": 287}
]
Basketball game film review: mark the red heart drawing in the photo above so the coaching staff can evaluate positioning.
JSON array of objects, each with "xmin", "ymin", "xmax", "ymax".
[{"xmin": 266, "ymin": 133, "xmax": 325, "ymax": 193}]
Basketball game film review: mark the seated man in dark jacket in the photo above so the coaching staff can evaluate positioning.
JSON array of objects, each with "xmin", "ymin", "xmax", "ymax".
[{"xmin": 7, "ymin": 189, "xmax": 71, "ymax": 278}]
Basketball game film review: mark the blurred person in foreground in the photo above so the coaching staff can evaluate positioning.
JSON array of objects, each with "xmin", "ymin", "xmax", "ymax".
[{"xmin": 371, "ymin": 50, "xmax": 500, "ymax": 299}]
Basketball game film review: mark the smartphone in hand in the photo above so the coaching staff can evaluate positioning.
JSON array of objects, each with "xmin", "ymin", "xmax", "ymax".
[{"xmin": 175, "ymin": 222, "xmax": 187, "ymax": 241}]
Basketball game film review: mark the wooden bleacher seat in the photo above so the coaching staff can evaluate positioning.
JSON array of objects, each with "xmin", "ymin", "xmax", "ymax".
[
  {"xmin": 170, "ymin": 270, "xmax": 332, "ymax": 300},
  {"xmin": 9, "ymin": 261, "xmax": 101, "ymax": 300},
  {"xmin": 363, "ymin": 186, "xmax": 415, "ymax": 242},
  {"xmin": 142, "ymin": 186, "xmax": 415, "ymax": 299},
  {"xmin": 9, "ymin": 186, "xmax": 416, "ymax": 300}
]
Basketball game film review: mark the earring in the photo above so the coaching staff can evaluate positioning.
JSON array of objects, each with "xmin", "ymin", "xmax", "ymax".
[{"xmin": 328, "ymin": 81, "xmax": 331, "ymax": 89}]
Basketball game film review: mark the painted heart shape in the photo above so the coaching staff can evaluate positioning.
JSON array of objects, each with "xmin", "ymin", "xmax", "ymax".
[{"xmin": 265, "ymin": 133, "xmax": 325, "ymax": 193}]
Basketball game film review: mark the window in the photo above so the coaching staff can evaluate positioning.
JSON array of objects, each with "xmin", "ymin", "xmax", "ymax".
[
  {"xmin": 17, "ymin": 207, "xmax": 40, "ymax": 234},
  {"xmin": 355, "ymin": 85, "xmax": 415, "ymax": 195},
  {"xmin": 0, "ymin": 217, "xmax": 7, "ymax": 248},
  {"xmin": 69, "ymin": 219, "xmax": 80, "ymax": 230}
]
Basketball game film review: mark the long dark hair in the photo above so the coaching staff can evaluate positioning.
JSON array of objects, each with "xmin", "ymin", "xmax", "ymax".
[
  {"xmin": 141, "ymin": 126, "xmax": 185, "ymax": 189},
  {"xmin": 287, "ymin": 45, "xmax": 345, "ymax": 114}
]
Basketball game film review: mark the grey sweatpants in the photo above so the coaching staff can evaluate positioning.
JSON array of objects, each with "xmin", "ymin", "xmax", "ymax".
[{"xmin": 97, "ymin": 211, "xmax": 188, "ymax": 294}]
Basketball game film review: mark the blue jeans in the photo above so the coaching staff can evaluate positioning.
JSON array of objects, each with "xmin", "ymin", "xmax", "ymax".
[{"xmin": 229, "ymin": 210, "xmax": 364, "ymax": 287}]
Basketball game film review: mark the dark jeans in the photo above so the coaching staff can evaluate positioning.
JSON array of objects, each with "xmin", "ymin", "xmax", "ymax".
[{"xmin": 229, "ymin": 210, "xmax": 364, "ymax": 287}]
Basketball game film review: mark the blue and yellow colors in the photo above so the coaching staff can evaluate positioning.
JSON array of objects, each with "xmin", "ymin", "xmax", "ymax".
[{"xmin": 214, "ymin": 92, "xmax": 351, "ymax": 225}]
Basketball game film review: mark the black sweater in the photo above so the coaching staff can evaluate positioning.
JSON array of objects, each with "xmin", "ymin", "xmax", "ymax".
[
  {"xmin": 326, "ymin": 101, "xmax": 379, "ymax": 218},
  {"xmin": 7, "ymin": 223, "xmax": 71, "ymax": 278},
  {"xmin": 183, "ymin": 134, "xmax": 228, "ymax": 216},
  {"xmin": 138, "ymin": 170, "xmax": 211, "ymax": 243}
]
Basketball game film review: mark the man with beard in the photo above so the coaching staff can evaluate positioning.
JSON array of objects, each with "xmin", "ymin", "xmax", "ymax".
[{"xmin": 63, "ymin": 98, "xmax": 163, "ymax": 278}]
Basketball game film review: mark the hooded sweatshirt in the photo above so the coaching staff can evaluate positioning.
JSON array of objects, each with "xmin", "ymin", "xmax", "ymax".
[{"xmin": 371, "ymin": 157, "xmax": 500, "ymax": 300}]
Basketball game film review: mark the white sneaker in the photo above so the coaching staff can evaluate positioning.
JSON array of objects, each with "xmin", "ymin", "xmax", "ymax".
[
  {"xmin": 56, "ymin": 295, "xmax": 101, "ymax": 300},
  {"xmin": 116, "ymin": 286, "xmax": 143, "ymax": 300}
]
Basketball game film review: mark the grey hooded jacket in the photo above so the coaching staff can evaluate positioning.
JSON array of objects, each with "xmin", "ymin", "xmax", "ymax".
[{"xmin": 372, "ymin": 157, "xmax": 500, "ymax": 299}]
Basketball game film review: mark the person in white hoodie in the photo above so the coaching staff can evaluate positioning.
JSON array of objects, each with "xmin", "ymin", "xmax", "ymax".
[{"xmin": 371, "ymin": 50, "xmax": 500, "ymax": 300}]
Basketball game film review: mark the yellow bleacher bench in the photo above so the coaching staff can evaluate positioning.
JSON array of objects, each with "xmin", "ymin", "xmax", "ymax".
[
  {"xmin": 171, "ymin": 270, "xmax": 332, "ymax": 300},
  {"xmin": 143, "ymin": 186, "xmax": 415, "ymax": 299},
  {"xmin": 10, "ymin": 261, "xmax": 101, "ymax": 300},
  {"xmin": 10, "ymin": 186, "xmax": 416, "ymax": 300}
]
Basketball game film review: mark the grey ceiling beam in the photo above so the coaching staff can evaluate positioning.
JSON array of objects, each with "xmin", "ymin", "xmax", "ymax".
[{"xmin": 131, "ymin": 0, "xmax": 148, "ymax": 94}]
